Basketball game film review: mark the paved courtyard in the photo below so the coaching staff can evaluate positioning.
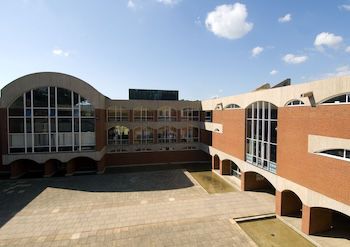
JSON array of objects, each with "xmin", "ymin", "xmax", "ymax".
[{"xmin": 0, "ymin": 169, "xmax": 275, "ymax": 246}]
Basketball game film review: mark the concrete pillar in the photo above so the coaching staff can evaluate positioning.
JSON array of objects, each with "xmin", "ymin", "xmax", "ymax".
[
  {"xmin": 66, "ymin": 160, "xmax": 75, "ymax": 176},
  {"xmin": 10, "ymin": 160, "xmax": 26, "ymax": 179},
  {"xmin": 44, "ymin": 160, "xmax": 57, "ymax": 177},
  {"xmin": 302, "ymin": 205, "xmax": 333, "ymax": 235},
  {"xmin": 97, "ymin": 158, "xmax": 105, "ymax": 174},
  {"xmin": 240, "ymin": 171, "xmax": 246, "ymax": 191}
]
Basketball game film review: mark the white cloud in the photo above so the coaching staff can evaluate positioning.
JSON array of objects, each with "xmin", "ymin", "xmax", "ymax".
[
  {"xmin": 52, "ymin": 48, "xmax": 70, "ymax": 57},
  {"xmin": 339, "ymin": 4, "xmax": 350, "ymax": 11},
  {"xmin": 270, "ymin": 69, "xmax": 278, "ymax": 75},
  {"xmin": 205, "ymin": 3, "xmax": 253, "ymax": 40},
  {"xmin": 278, "ymin": 13, "xmax": 292, "ymax": 23},
  {"xmin": 325, "ymin": 65, "xmax": 350, "ymax": 77},
  {"xmin": 282, "ymin": 54, "xmax": 308, "ymax": 64},
  {"xmin": 127, "ymin": 0, "xmax": 135, "ymax": 9},
  {"xmin": 157, "ymin": 0, "xmax": 180, "ymax": 5},
  {"xmin": 251, "ymin": 46, "xmax": 264, "ymax": 57},
  {"xmin": 314, "ymin": 32, "xmax": 343, "ymax": 50},
  {"xmin": 346, "ymin": 46, "xmax": 350, "ymax": 53}
]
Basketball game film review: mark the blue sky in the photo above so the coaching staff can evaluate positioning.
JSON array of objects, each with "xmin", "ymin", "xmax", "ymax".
[{"xmin": 1, "ymin": 0, "xmax": 350, "ymax": 100}]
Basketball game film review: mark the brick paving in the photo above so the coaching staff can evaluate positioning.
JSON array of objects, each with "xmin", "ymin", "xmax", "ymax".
[{"xmin": 0, "ymin": 169, "xmax": 274, "ymax": 246}]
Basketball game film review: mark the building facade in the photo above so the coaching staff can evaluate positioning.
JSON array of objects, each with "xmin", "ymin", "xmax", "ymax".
[{"xmin": 0, "ymin": 72, "xmax": 349, "ymax": 236}]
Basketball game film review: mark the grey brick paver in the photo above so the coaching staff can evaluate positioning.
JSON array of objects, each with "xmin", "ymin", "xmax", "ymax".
[{"xmin": 0, "ymin": 169, "xmax": 274, "ymax": 246}]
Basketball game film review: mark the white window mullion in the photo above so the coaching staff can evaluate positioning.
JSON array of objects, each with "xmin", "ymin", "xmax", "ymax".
[
  {"xmin": 48, "ymin": 87, "xmax": 51, "ymax": 152},
  {"xmin": 71, "ymin": 91, "xmax": 74, "ymax": 151},
  {"xmin": 23, "ymin": 93, "xmax": 27, "ymax": 153},
  {"xmin": 55, "ymin": 87, "xmax": 58, "ymax": 152},
  {"xmin": 79, "ymin": 95, "xmax": 82, "ymax": 151},
  {"xmin": 31, "ymin": 90, "xmax": 34, "ymax": 153}
]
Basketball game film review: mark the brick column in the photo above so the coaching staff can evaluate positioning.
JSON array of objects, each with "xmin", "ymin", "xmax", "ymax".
[
  {"xmin": 10, "ymin": 160, "xmax": 26, "ymax": 179},
  {"xmin": 97, "ymin": 157, "xmax": 105, "ymax": 174},
  {"xmin": 153, "ymin": 129, "xmax": 157, "ymax": 144},
  {"xmin": 129, "ymin": 110, "xmax": 133, "ymax": 122},
  {"xmin": 302, "ymin": 205, "xmax": 333, "ymax": 235},
  {"xmin": 275, "ymin": 190, "xmax": 282, "ymax": 216},
  {"xmin": 66, "ymin": 160, "xmax": 75, "ymax": 176},
  {"xmin": 177, "ymin": 110, "xmax": 182, "ymax": 122},
  {"xmin": 240, "ymin": 171, "xmax": 246, "ymax": 191},
  {"xmin": 44, "ymin": 160, "xmax": 57, "ymax": 177},
  {"xmin": 219, "ymin": 160, "xmax": 223, "ymax": 175},
  {"xmin": 129, "ymin": 129, "xmax": 133, "ymax": 144}
]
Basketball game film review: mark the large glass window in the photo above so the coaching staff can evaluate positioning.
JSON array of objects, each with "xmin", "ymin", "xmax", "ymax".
[
  {"xmin": 158, "ymin": 126, "xmax": 177, "ymax": 143},
  {"xmin": 181, "ymin": 108, "xmax": 199, "ymax": 121},
  {"xmin": 158, "ymin": 107, "xmax": 177, "ymax": 121},
  {"xmin": 108, "ymin": 126, "xmax": 129, "ymax": 145},
  {"xmin": 133, "ymin": 107, "xmax": 154, "ymax": 122},
  {"xmin": 180, "ymin": 126, "xmax": 199, "ymax": 143},
  {"xmin": 107, "ymin": 106, "xmax": 129, "ymax": 122},
  {"xmin": 8, "ymin": 87, "xmax": 96, "ymax": 153},
  {"xmin": 133, "ymin": 127, "xmax": 153, "ymax": 144},
  {"xmin": 246, "ymin": 101, "xmax": 278, "ymax": 174}
]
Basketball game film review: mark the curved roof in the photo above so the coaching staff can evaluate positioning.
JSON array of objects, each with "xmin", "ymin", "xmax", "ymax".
[{"xmin": 0, "ymin": 72, "xmax": 106, "ymax": 108}]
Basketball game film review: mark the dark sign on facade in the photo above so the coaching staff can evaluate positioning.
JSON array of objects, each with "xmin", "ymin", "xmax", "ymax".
[{"xmin": 129, "ymin": 89, "xmax": 179, "ymax": 100}]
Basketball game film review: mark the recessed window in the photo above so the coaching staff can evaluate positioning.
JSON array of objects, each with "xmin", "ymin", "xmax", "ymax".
[
  {"xmin": 318, "ymin": 149, "xmax": 350, "ymax": 161},
  {"xmin": 246, "ymin": 101, "xmax": 278, "ymax": 174},
  {"xmin": 108, "ymin": 126, "xmax": 129, "ymax": 145},
  {"xmin": 224, "ymin": 104, "xmax": 240, "ymax": 109},
  {"xmin": 182, "ymin": 108, "xmax": 199, "ymax": 121},
  {"xmin": 8, "ymin": 86, "xmax": 95, "ymax": 153},
  {"xmin": 320, "ymin": 93, "xmax": 350, "ymax": 105},
  {"xmin": 286, "ymin": 100, "xmax": 304, "ymax": 106},
  {"xmin": 158, "ymin": 126, "xmax": 177, "ymax": 143}
]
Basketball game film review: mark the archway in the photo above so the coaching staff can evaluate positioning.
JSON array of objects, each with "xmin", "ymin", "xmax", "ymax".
[
  {"xmin": 242, "ymin": 171, "xmax": 275, "ymax": 195},
  {"xmin": 212, "ymin": 155, "xmax": 220, "ymax": 170},
  {"xmin": 221, "ymin": 160, "xmax": 241, "ymax": 178},
  {"xmin": 280, "ymin": 190, "xmax": 302, "ymax": 218},
  {"xmin": 303, "ymin": 207, "xmax": 350, "ymax": 239},
  {"xmin": 44, "ymin": 159, "xmax": 64, "ymax": 177},
  {"xmin": 10, "ymin": 159, "xmax": 42, "ymax": 179},
  {"xmin": 66, "ymin": 157, "xmax": 97, "ymax": 175}
]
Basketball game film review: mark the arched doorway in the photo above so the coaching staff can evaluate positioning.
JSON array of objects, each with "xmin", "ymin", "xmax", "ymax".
[
  {"xmin": 10, "ymin": 159, "xmax": 42, "ymax": 179},
  {"xmin": 66, "ymin": 157, "xmax": 97, "ymax": 175},
  {"xmin": 303, "ymin": 207, "xmax": 350, "ymax": 239},
  {"xmin": 221, "ymin": 160, "xmax": 241, "ymax": 179},
  {"xmin": 280, "ymin": 190, "xmax": 302, "ymax": 218},
  {"xmin": 243, "ymin": 171, "xmax": 275, "ymax": 195},
  {"xmin": 213, "ymin": 155, "xmax": 220, "ymax": 170}
]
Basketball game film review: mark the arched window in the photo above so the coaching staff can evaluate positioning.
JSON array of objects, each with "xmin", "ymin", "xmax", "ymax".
[
  {"xmin": 318, "ymin": 149, "xmax": 350, "ymax": 161},
  {"xmin": 224, "ymin": 104, "xmax": 241, "ymax": 109},
  {"xmin": 181, "ymin": 108, "xmax": 199, "ymax": 121},
  {"xmin": 246, "ymin": 101, "xmax": 277, "ymax": 173},
  {"xmin": 133, "ymin": 127, "xmax": 154, "ymax": 144},
  {"xmin": 108, "ymin": 106, "xmax": 129, "ymax": 122},
  {"xmin": 133, "ymin": 107, "xmax": 154, "ymax": 122},
  {"xmin": 286, "ymin": 100, "xmax": 304, "ymax": 106},
  {"xmin": 8, "ymin": 87, "xmax": 95, "ymax": 153},
  {"xmin": 158, "ymin": 107, "xmax": 177, "ymax": 121},
  {"xmin": 180, "ymin": 126, "xmax": 199, "ymax": 143},
  {"xmin": 158, "ymin": 126, "xmax": 177, "ymax": 143},
  {"xmin": 108, "ymin": 126, "xmax": 129, "ymax": 145},
  {"xmin": 320, "ymin": 93, "xmax": 350, "ymax": 105}
]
